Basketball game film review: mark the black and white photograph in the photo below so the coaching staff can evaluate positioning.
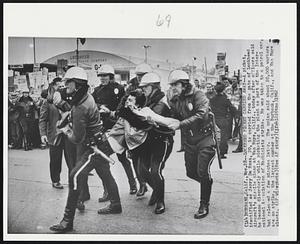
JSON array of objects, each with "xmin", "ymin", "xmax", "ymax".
[{"xmin": 3, "ymin": 3, "xmax": 296, "ymax": 242}]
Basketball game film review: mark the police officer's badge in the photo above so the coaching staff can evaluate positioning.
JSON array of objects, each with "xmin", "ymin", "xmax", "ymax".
[
  {"xmin": 114, "ymin": 88, "xmax": 119, "ymax": 95},
  {"xmin": 187, "ymin": 103, "xmax": 193, "ymax": 111}
]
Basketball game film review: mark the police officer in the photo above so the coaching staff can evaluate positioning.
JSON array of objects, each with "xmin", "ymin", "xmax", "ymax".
[
  {"xmin": 8, "ymin": 92, "xmax": 23, "ymax": 149},
  {"xmin": 18, "ymin": 88, "xmax": 36, "ymax": 151},
  {"xmin": 167, "ymin": 70, "xmax": 216, "ymax": 219},
  {"xmin": 51, "ymin": 82, "xmax": 91, "ymax": 210},
  {"xmin": 50, "ymin": 67, "xmax": 122, "ymax": 233},
  {"xmin": 126, "ymin": 63, "xmax": 152, "ymax": 93},
  {"xmin": 137, "ymin": 72, "xmax": 174, "ymax": 214},
  {"xmin": 209, "ymin": 82, "xmax": 237, "ymax": 158},
  {"xmin": 92, "ymin": 64, "xmax": 137, "ymax": 200}
]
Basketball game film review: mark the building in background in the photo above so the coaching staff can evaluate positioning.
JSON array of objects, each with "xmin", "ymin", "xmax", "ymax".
[
  {"xmin": 8, "ymin": 49, "xmax": 234, "ymax": 92},
  {"xmin": 9, "ymin": 50, "xmax": 186, "ymax": 92}
]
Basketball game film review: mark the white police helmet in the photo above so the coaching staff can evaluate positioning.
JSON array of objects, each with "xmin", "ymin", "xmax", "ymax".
[
  {"xmin": 168, "ymin": 70, "xmax": 189, "ymax": 85},
  {"xmin": 139, "ymin": 72, "xmax": 161, "ymax": 87},
  {"xmin": 63, "ymin": 67, "xmax": 88, "ymax": 82},
  {"xmin": 97, "ymin": 64, "xmax": 115, "ymax": 76},
  {"xmin": 135, "ymin": 63, "xmax": 152, "ymax": 75}
]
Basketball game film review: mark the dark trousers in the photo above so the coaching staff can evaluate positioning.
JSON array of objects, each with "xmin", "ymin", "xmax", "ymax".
[
  {"xmin": 179, "ymin": 128, "xmax": 185, "ymax": 150},
  {"xmin": 19, "ymin": 117, "xmax": 35, "ymax": 148},
  {"xmin": 69, "ymin": 148, "xmax": 120, "ymax": 204},
  {"xmin": 236, "ymin": 117, "xmax": 243, "ymax": 151},
  {"xmin": 137, "ymin": 136, "xmax": 173, "ymax": 202},
  {"xmin": 31, "ymin": 119, "xmax": 42, "ymax": 148},
  {"xmin": 8, "ymin": 120, "xmax": 23, "ymax": 148},
  {"xmin": 49, "ymin": 144, "xmax": 65, "ymax": 183},
  {"xmin": 49, "ymin": 136, "xmax": 76, "ymax": 182},
  {"xmin": 100, "ymin": 150, "xmax": 136, "ymax": 194},
  {"xmin": 227, "ymin": 115, "xmax": 233, "ymax": 139},
  {"xmin": 215, "ymin": 118, "xmax": 230, "ymax": 155},
  {"xmin": 116, "ymin": 151, "xmax": 136, "ymax": 188},
  {"xmin": 64, "ymin": 140, "xmax": 90, "ymax": 202},
  {"xmin": 184, "ymin": 144, "xmax": 215, "ymax": 203},
  {"xmin": 131, "ymin": 152, "xmax": 145, "ymax": 188}
]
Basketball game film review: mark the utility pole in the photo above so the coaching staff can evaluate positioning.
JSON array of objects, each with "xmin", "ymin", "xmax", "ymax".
[
  {"xmin": 204, "ymin": 57, "xmax": 208, "ymax": 83},
  {"xmin": 192, "ymin": 57, "xmax": 195, "ymax": 83},
  {"xmin": 76, "ymin": 38, "xmax": 86, "ymax": 67},
  {"xmin": 33, "ymin": 37, "xmax": 36, "ymax": 65},
  {"xmin": 76, "ymin": 38, "xmax": 79, "ymax": 66},
  {"xmin": 143, "ymin": 45, "xmax": 151, "ymax": 63}
]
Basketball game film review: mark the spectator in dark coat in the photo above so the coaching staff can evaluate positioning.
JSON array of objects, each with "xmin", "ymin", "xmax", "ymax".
[
  {"xmin": 39, "ymin": 78, "xmax": 76, "ymax": 189},
  {"xmin": 18, "ymin": 88, "xmax": 36, "ymax": 151},
  {"xmin": 209, "ymin": 82, "xmax": 237, "ymax": 158}
]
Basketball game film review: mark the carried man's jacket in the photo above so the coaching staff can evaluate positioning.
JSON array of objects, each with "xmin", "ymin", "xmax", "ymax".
[{"xmin": 145, "ymin": 89, "xmax": 174, "ymax": 137}]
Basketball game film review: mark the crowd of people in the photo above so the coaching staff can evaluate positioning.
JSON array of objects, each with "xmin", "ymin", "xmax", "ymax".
[{"xmin": 7, "ymin": 63, "xmax": 243, "ymax": 233}]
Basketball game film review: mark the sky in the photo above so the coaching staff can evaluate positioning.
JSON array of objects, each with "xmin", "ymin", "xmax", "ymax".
[{"xmin": 8, "ymin": 37, "xmax": 252, "ymax": 73}]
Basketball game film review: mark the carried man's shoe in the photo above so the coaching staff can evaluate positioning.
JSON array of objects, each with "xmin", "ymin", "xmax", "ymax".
[
  {"xmin": 97, "ymin": 203, "xmax": 122, "ymax": 214},
  {"xmin": 76, "ymin": 201, "xmax": 85, "ymax": 211},
  {"xmin": 154, "ymin": 201, "xmax": 165, "ymax": 214},
  {"xmin": 98, "ymin": 191, "xmax": 109, "ymax": 202},
  {"xmin": 136, "ymin": 184, "xmax": 147, "ymax": 197},
  {"xmin": 194, "ymin": 202, "xmax": 209, "ymax": 219},
  {"xmin": 232, "ymin": 148, "xmax": 242, "ymax": 153},
  {"xmin": 52, "ymin": 182, "xmax": 64, "ymax": 189},
  {"xmin": 129, "ymin": 186, "xmax": 137, "ymax": 195}
]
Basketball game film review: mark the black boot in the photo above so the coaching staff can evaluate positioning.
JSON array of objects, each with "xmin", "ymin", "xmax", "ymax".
[
  {"xmin": 194, "ymin": 179, "xmax": 213, "ymax": 219},
  {"xmin": 148, "ymin": 190, "xmax": 157, "ymax": 206},
  {"xmin": 154, "ymin": 201, "xmax": 165, "ymax": 214},
  {"xmin": 136, "ymin": 183, "xmax": 147, "ymax": 197},
  {"xmin": 194, "ymin": 201, "xmax": 210, "ymax": 219},
  {"xmin": 50, "ymin": 189, "xmax": 79, "ymax": 233},
  {"xmin": 97, "ymin": 202, "xmax": 122, "ymax": 214},
  {"xmin": 50, "ymin": 208, "xmax": 74, "ymax": 232}
]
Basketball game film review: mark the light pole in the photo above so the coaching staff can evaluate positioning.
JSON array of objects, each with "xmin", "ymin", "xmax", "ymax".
[
  {"xmin": 204, "ymin": 57, "xmax": 208, "ymax": 83},
  {"xmin": 76, "ymin": 38, "xmax": 86, "ymax": 66},
  {"xmin": 33, "ymin": 37, "xmax": 36, "ymax": 65},
  {"xmin": 192, "ymin": 57, "xmax": 197, "ymax": 83},
  {"xmin": 143, "ymin": 45, "xmax": 151, "ymax": 63},
  {"xmin": 76, "ymin": 38, "xmax": 79, "ymax": 66}
]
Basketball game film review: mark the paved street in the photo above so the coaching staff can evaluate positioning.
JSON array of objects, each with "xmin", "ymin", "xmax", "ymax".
[{"xmin": 6, "ymin": 132, "xmax": 244, "ymax": 235}]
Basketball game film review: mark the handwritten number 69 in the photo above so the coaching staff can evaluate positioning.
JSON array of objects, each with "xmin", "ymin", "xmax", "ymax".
[{"xmin": 156, "ymin": 14, "xmax": 171, "ymax": 28}]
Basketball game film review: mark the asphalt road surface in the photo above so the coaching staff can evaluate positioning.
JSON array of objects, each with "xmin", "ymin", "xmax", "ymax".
[{"xmin": 6, "ymin": 132, "xmax": 244, "ymax": 236}]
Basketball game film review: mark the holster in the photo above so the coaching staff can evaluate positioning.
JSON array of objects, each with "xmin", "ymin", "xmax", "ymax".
[
  {"xmin": 186, "ymin": 124, "xmax": 213, "ymax": 145},
  {"xmin": 85, "ymin": 131, "xmax": 114, "ymax": 157}
]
